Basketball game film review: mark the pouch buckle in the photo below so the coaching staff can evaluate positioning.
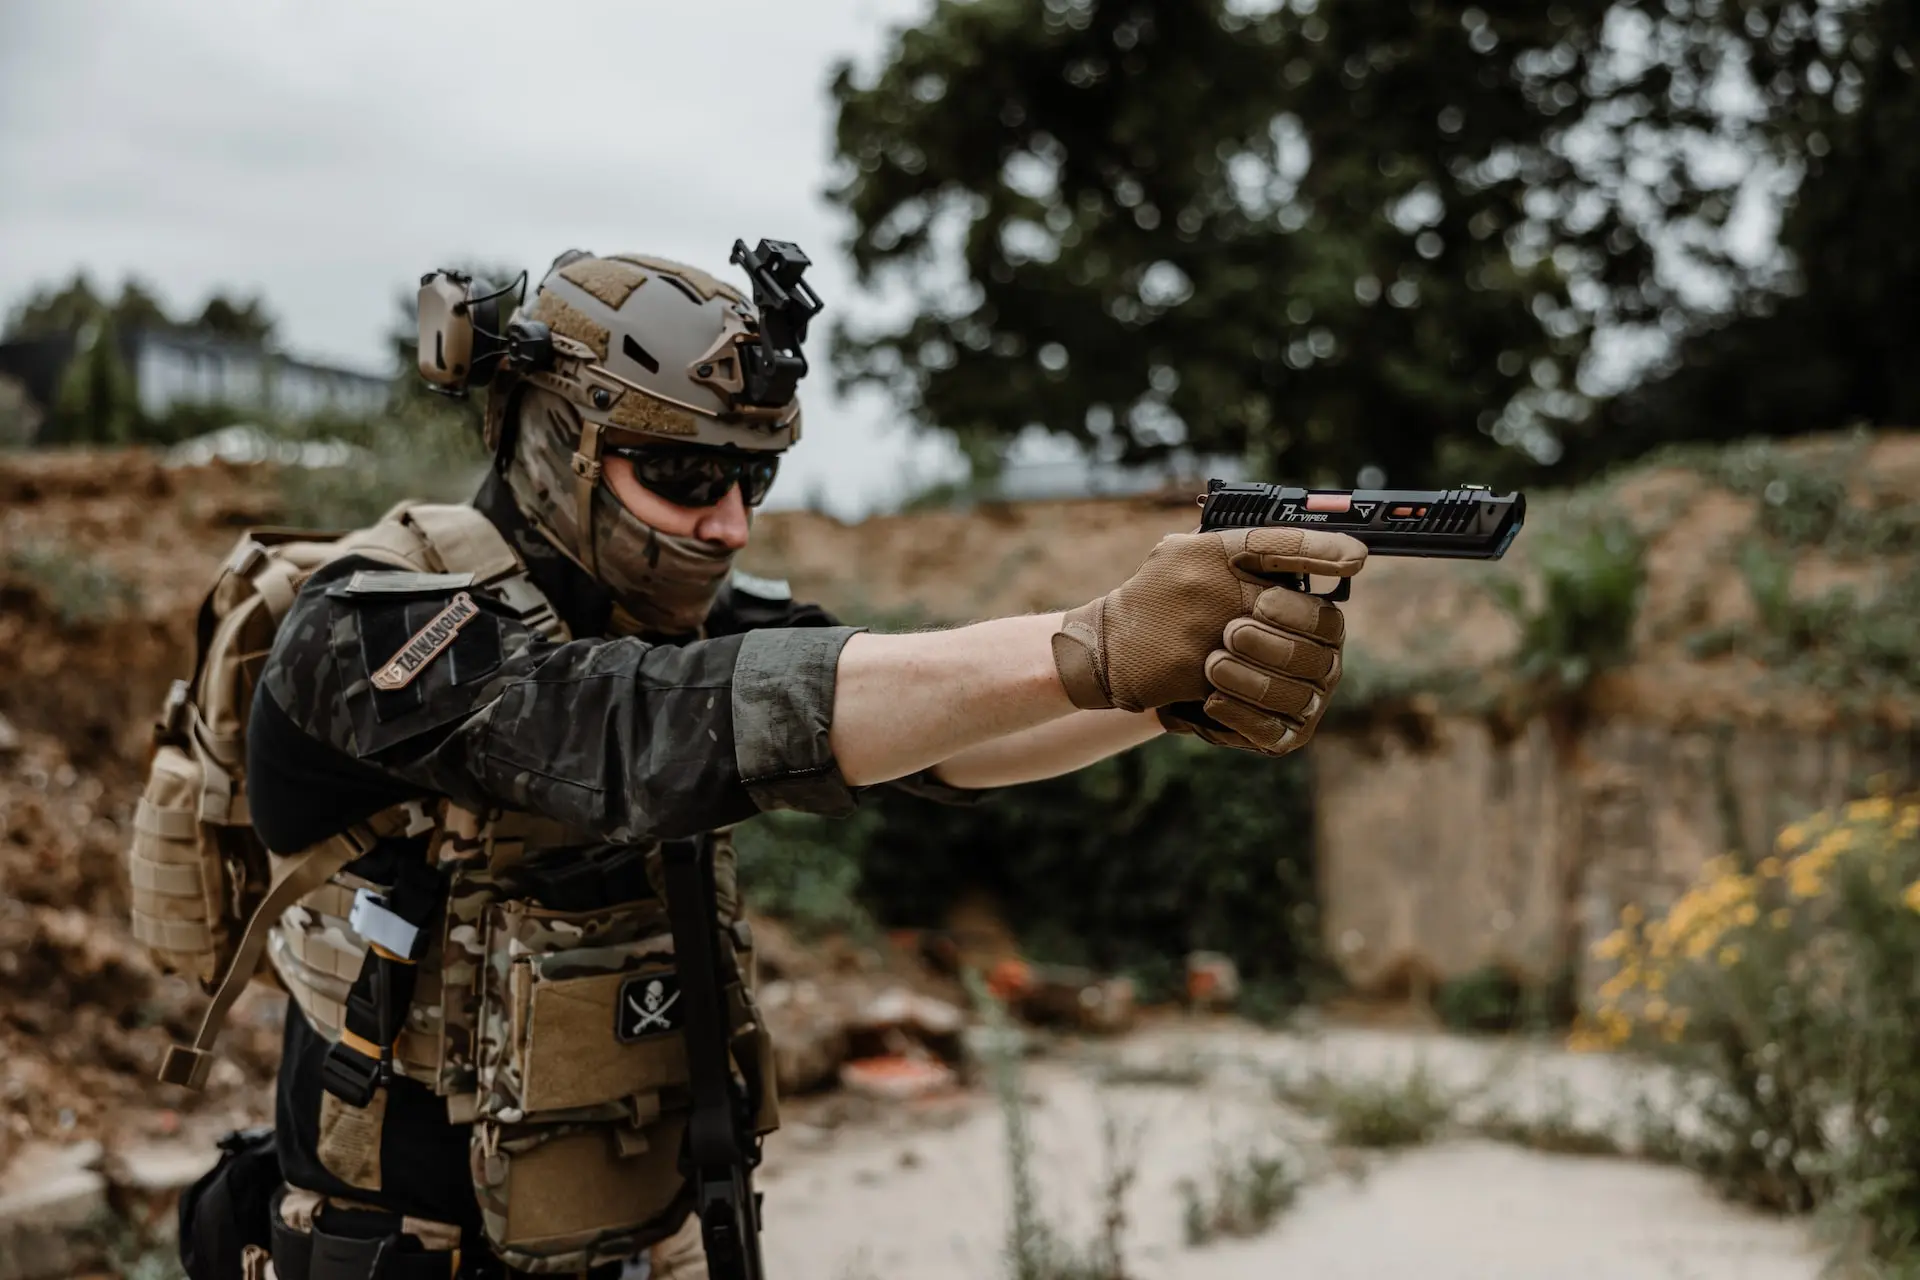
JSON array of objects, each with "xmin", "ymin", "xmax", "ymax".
[{"xmin": 321, "ymin": 1040, "xmax": 383, "ymax": 1109}]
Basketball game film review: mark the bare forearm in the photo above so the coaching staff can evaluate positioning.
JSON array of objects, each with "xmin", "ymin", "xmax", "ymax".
[
  {"xmin": 829, "ymin": 613, "xmax": 1075, "ymax": 786},
  {"xmin": 930, "ymin": 708, "xmax": 1165, "ymax": 790}
]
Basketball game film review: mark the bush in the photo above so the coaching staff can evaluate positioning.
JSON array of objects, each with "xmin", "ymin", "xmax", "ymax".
[
  {"xmin": 1574, "ymin": 794, "xmax": 1920, "ymax": 1261},
  {"xmin": 743, "ymin": 731, "xmax": 1322, "ymax": 1009},
  {"xmin": 1275, "ymin": 1059, "xmax": 1459, "ymax": 1149},
  {"xmin": 267, "ymin": 406, "xmax": 489, "ymax": 529},
  {"xmin": 3, "ymin": 542, "xmax": 141, "ymax": 625},
  {"xmin": 1490, "ymin": 507, "xmax": 1646, "ymax": 701}
]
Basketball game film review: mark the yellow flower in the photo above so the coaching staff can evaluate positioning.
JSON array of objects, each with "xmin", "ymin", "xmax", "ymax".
[
  {"xmin": 1770, "ymin": 908, "xmax": 1792, "ymax": 929},
  {"xmin": 1736, "ymin": 903, "xmax": 1758, "ymax": 926},
  {"xmin": 1718, "ymin": 945, "xmax": 1743, "ymax": 967},
  {"xmin": 1598, "ymin": 970, "xmax": 1638, "ymax": 1002},
  {"xmin": 1644, "ymin": 969, "xmax": 1666, "ymax": 993},
  {"xmin": 1788, "ymin": 859, "xmax": 1827, "ymax": 900},
  {"xmin": 1592, "ymin": 930, "xmax": 1630, "ymax": 961},
  {"xmin": 1776, "ymin": 821, "xmax": 1811, "ymax": 853},
  {"xmin": 1896, "ymin": 806, "xmax": 1919, "ymax": 839},
  {"xmin": 1903, "ymin": 879, "xmax": 1920, "ymax": 915},
  {"xmin": 1847, "ymin": 797, "xmax": 1894, "ymax": 824},
  {"xmin": 1644, "ymin": 997, "xmax": 1669, "ymax": 1022},
  {"xmin": 1757, "ymin": 857, "xmax": 1783, "ymax": 878},
  {"xmin": 1619, "ymin": 903, "xmax": 1643, "ymax": 927}
]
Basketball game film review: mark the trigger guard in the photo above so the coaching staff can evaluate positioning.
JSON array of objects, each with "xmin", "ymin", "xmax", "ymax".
[{"xmin": 1276, "ymin": 573, "xmax": 1352, "ymax": 604}]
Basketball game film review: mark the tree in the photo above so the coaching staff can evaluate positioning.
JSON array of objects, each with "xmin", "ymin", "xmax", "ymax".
[
  {"xmin": 829, "ymin": 0, "xmax": 1667, "ymax": 487},
  {"xmin": 829, "ymin": 0, "xmax": 1901, "ymax": 487},
  {"xmin": 52, "ymin": 313, "xmax": 138, "ymax": 445},
  {"xmin": 1586, "ymin": 0, "xmax": 1920, "ymax": 468},
  {"xmin": 5, "ymin": 274, "xmax": 109, "ymax": 341},
  {"xmin": 193, "ymin": 293, "xmax": 277, "ymax": 345}
]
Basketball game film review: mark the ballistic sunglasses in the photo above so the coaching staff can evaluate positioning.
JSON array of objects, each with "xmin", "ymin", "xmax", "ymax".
[{"xmin": 604, "ymin": 444, "xmax": 781, "ymax": 509}]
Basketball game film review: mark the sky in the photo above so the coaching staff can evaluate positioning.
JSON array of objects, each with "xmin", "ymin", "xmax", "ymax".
[{"xmin": 0, "ymin": 0, "xmax": 969, "ymax": 517}]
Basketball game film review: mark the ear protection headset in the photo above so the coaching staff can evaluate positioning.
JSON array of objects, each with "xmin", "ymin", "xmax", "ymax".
[{"xmin": 415, "ymin": 268, "xmax": 553, "ymax": 396}]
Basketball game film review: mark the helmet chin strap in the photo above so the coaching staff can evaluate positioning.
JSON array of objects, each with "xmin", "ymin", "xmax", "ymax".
[{"xmin": 569, "ymin": 419, "xmax": 604, "ymax": 578}]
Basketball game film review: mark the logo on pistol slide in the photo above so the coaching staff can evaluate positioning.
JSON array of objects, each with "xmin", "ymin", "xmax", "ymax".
[
  {"xmin": 370, "ymin": 592, "xmax": 481, "ymax": 691},
  {"xmin": 616, "ymin": 973, "xmax": 683, "ymax": 1042}
]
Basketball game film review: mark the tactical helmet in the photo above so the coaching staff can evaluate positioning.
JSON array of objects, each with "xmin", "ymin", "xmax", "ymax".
[
  {"xmin": 417, "ymin": 241, "xmax": 821, "ymax": 624},
  {"xmin": 507, "ymin": 249, "xmax": 807, "ymax": 453}
]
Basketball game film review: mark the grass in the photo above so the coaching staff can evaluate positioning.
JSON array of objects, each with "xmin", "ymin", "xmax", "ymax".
[
  {"xmin": 3, "ymin": 542, "xmax": 141, "ymax": 625},
  {"xmin": 1178, "ymin": 1142, "xmax": 1303, "ymax": 1247},
  {"xmin": 1274, "ymin": 1058, "xmax": 1461, "ymax": 1149},
  {"xmin": 1468, "ymin": 1078, "xmax": 1626, "ymax": 1158},
  {"xmin": 966, "ymin": 968, "xmax": 1142, "ymax": 1280}
]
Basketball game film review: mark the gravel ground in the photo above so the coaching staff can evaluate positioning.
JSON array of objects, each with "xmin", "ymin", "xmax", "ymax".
[{"xmin": 757, "ymin": 1023, "xmax": 1824, "ymax": 1280}]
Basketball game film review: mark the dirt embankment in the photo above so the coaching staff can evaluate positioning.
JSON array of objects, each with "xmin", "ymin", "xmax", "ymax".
[
  {"xmin": 741, "ymin": 432, "xmax": 1920, "ymax": 729},
  {"xmin": 2, "ymin": 433, "xmax": 1916, "ymax": 1166}
]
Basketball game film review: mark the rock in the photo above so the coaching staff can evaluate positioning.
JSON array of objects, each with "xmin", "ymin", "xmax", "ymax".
[
  {"xmin": 851, "ymin": 988, "xmax": 966, "ymax": 1038},
  {"xmin": 1314, "ymin": 718, "xmax": 1920, "ymax": 1009},
  {"xmin": 0, "ymin": 1142, "xmax": 108, "ymax": 1280},
  {"xmin": 760, "ymin": 980, "xmax": 854, "ymax": 1096},
  {"xmin": 1186, "ymin": 951, "xmax": 1241, "ymax": 1010},
  {"xmin": 1000, "ymin": 964, "xmax": 1136, "ymax": 1035},
  {"xmin": 838, "ymin": 1056, "xmax": 959, "ymax": 1102},
  {"xmin": 0, "ymin": 714, "xmax": 19, "ymax": 757}
]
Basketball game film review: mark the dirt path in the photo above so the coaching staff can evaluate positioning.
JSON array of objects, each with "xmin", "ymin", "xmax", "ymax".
[{"xmin": 757, "ymin": 1024, "xmax": 1824, "ymax": 1280}]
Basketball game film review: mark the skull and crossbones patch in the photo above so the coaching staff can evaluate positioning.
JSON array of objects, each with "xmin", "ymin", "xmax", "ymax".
[{"xmin": 615, "ymin": 972, "xmax": 683, "ymax": 1043}]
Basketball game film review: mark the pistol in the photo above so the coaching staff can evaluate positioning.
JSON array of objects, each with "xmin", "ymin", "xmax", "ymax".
[{"xmin": 1197, "ymin": 480, "xmax": 1525, "ymax": 600}]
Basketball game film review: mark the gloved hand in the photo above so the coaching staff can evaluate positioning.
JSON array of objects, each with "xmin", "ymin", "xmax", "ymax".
[{"xmin": 1051, "ymin": 527, "xmax": 1364, "ymax": 755}]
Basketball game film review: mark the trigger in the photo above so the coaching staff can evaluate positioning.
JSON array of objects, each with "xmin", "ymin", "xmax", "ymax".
[{"xmin": 1317, "ymin": 579, "xmax": 1352, "ymax": 604}]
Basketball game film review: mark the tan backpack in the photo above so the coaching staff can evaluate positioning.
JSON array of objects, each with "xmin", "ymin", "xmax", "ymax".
[{"xmin": 127, "ymin": 501, "xmax": 540, "ymax": 1088}]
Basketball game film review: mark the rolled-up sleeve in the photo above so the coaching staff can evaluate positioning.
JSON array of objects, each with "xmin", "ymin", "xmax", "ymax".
[{"xmin": 731, "ymin": 625, "xmax": 865, "ymax": 815}]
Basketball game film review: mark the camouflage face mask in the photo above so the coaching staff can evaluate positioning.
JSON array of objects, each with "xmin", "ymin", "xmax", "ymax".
[{"xmin": 505, "ymin": 386, "xmax": 737, "ymax": 635}]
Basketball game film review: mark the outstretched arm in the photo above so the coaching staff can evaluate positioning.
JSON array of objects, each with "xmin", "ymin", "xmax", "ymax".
[
  {"xmin": 829, "ymin": 609, "xmax": 1167, "ymax": 787},
  {"xmin": 828, "ymin": 613, "xmax": 1075, "ymax": 786},
  {"xmin": 927, "ymin": 708, "xmax": 1165, "ymax": 789}
]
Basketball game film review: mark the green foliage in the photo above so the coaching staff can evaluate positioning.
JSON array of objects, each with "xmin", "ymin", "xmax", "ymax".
[
  {"xmin": 1178, "ymin": 1142, "xmax": 1301, "ymax": 1247},
  {"xmin": 1470, "ymin": 1078, "xmax": 1623, "ymax": 1157},
  {"xmin": 1679, "ymin": 455, "xmax": 1920, "ymax": 704},
  {"xmin": 5, "ymin": 272, "xmax": 273, "ymax": 347},
  {"xmin": 734, "ymin": 809, "xmax": 882, "ymax": 940},
  {"xmin": 53, "ymin": 315, "xmax": 138, "ymax": 445},
  {"xmin": 1592, "ymin": 1, "xmax": 1920, "ymax": 471},
  {"xmin": 1433, "ymin": 965, "xmax": 1526, "ymax": 1033},
  {"xmin": 1490, "ymin": 507, "xmax": 1645, "ymax": 699},
  {"xmin": 1433, "ymin": 964, "xmax": 1576, "ymax": 1034},
  {"xmin": 1579, "ymin": 796, "xmax": 1920, "ymax": 1261},
  {"xmin": 1694, "ymin": 434, "xmax": 1920, "ymax": 556},
  {"xmin": 830, "ymin": 0, "xmax": 1643, "ymax": 484},
  {"xmin": 3, "ymin": 542, "xmax": 141, "ymax": 626},
  {"xmin": 970, "ymin": 973, "xmax": 1141, "ymax": 1280},
  {"xmin": 1320, "ymin": 644, "xmax": 1488, "ymax": 728},
  {"xmin": 748, "ymin": 729, "xmax": 1322, "ymax": 1008},
  {"xmin": 266, "ymin": 406, "xmax": 489, "ymax": 530},
  {"xmin": 1276, "ymin": 1059, "xmax": 1459, "ymax": 1149}
]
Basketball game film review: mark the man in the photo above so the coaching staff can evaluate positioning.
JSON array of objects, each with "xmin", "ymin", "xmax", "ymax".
[{"xmin": 234, "ymin": 244, "xmax": 1363, "ymax": 1279}]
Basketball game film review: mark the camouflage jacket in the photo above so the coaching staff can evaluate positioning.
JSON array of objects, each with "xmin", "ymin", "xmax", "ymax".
[
  {"xmin": 243, "ymin": 473, "xmax": 967, "ymax": 1231},
  {"xmin": 247, "ymin": 474, "xmax": 919, "ymax": 857}
]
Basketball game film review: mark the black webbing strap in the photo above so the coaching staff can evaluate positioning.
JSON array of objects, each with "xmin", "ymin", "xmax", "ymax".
[{"xmin": 659, "ymin": 836, "xmax": 764, "ymax": 1280}]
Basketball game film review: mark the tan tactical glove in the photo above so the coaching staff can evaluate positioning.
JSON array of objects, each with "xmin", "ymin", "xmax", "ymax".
[{"xmin": 1051, "ymin": 527, "xmax": 1365, "ymax": 756}]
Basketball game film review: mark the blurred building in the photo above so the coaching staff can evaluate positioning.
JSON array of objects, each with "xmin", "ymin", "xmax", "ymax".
[{"xmin": 0, "ymin": 327, "xmax": 388, "ymax": 442}]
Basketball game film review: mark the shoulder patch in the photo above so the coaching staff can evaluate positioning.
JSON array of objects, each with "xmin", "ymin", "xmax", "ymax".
[
  {"xmin": 729, "ymin": 570, "xmax": 792, "ymax": 602},
  {"xmin": 371, "ymin": 592, "xmax": 482, "ymax": 691},
  {"xmin": 329, "ymin": 570, "xmax": 476, "ymax": 600}
]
